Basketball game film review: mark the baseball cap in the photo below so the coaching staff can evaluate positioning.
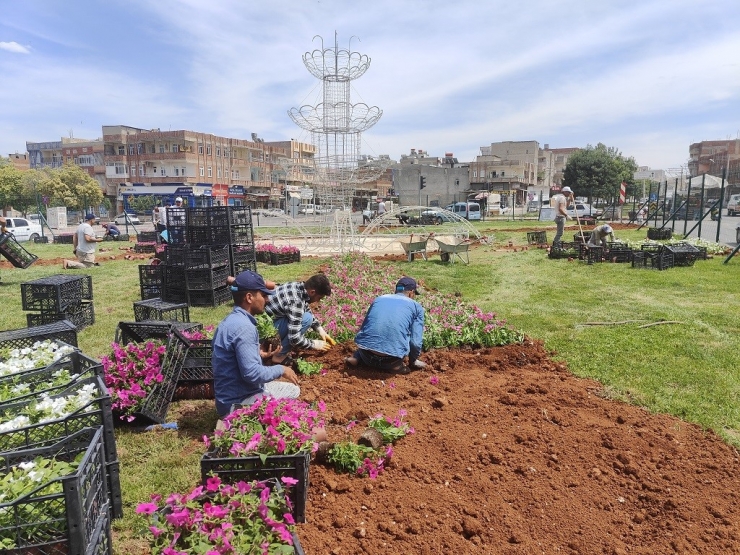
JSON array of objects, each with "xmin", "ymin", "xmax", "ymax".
[
  {"xmin": 561, "ymin": 186, "xmax": 573, "ymax": 194},
  {"xmin": 231, "ymin": 270, "xmax": 275, "ymax": 295},
  {"xmin": 175, "ymin": 197, "xmax": 183, "ymax": 203},
  {"xmin": 395, "ymin": 276, "xmax": 420, "ymax": 294},
  {"xmin": 84, "ymin": 213, "xmax": 96, "ymax": 221},
  {"xmin": 603, "ymin": 225, "xmax": 613, "ymax": 234}
]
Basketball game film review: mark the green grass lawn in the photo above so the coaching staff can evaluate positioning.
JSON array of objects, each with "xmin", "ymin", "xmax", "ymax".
[{"xmin": 2, "ymin": 222, "xmax": 739, "ymax": 552}]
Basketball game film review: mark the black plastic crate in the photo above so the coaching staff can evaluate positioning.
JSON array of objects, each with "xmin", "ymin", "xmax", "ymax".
[
  {"xmin": 526, "ymin": 231, "xmax": 547, "ymax": 245},
  {"xmin": 133, "ymin": 298, "xmax": 190, "ymax": 323},
  {"xmin": 139, "ymin": 264, "xmax": 163, "ymax": 288},
  {"xmin": 185, "ymin": 266, "xmax": 229, "ymax": 291},
  {"xmin": 188, "ymin": 286, "xmax": 231, "ymax": 307},
  {"xmin": 26, "ymin": 300, "xmax": 95, "ymax": 331},
  {"xmin": 270, "ymin": 252, "xmax": 301, "ymax": 265},
  {"xmin": 0, "ymin": 320, "xmax": 78, "ymax": 349},
  {"xmin": 201, "ymin": 450, "xmax": 310, "ymax": 523},
  {"xmin": 114, "ymin": 320, "xmax": 202, "ymax": 345},
  {"xmin": 548, "ymin": 247, "xmax": 578, "ymax": 260},
  {"xmin": 647, "ymin": 227, "xmax": 672, "ymax": 240},
  {"xmin": 230, "ymin": 223, "xmax": 255, "ymax": 245},
  {"xmin": 130, "ymin": 330, "xmax": 189, "ymax": 424},
  {"xmin": 21, "ymin": 274, "xmax": 93, "ymax": 312},
  {"xmin": 608, "ymin": 249, "xmax": 633, "ymax": 263},
  {"xmin": 187, "ymin": 207, "xmax": 211, "ymax": 227},
  {"xmin": 0, "ymin": 349, "xmax": 102, "ymax": 407},
  {"xmin": 140, "ymin": 284, "xmax": 162, "ymax": 300},
  {"xmin": 166, "ymin": 224, "xmax": 188, "ymax": 245},
  {"xmin": 165, "ymin": 245, "xmax": 189, "ymax": 267},
  {"xmin": 232, "ymin": 258, "xmax": 257, "ymax": 274},
  {"xmin": 136, "ymin": 231, "xmax": 158, "ymax": 243},
  {"xmin": 162, "ymin": 265, "xmax": 187, "ymax": 290},
  {"xmin": 180, "ymin": 338, "xmax": 213, "ymax": 381},
  {"xmin": 162, "ymin": 285, "xmax": 189, "ymax": 304},
  {"xmin": 584, "ymin": 245, "xmax": 603, "ymax": 263},
  {"xmin": 0, "ymin": 232, "xmax": 39, "ymax": 269},
  {"xmin": 54, "ymin": 233, "xmax": 76, "ymax": 245},
  {"xmin": 664, "ymin": 242, "xmax": 701, "ymax": 267},
  {"xmin": 573, "ymin": 232, "xmax": 589, "ymax": 244},
  {"xmin": 166, "ymin": 207, "xmax": 188, "ymax": 228},
  {"xmin": 228, "ymin": 206, "xmax": 253, "ymax": 226},
  {"xmin": 134, "ymin": 242, "xmax": 157, "ymax": 254},
  {"xmin": 186, "ymin": 226, "xmax": 212, "ymax": 246},
  {"xmin": 0, "ymin": 427, "xmax": 110, "ymax": 555},
  {"xmin": 230, "ymin": 245, "xmax": 257, "ymax": 275},
  {"xmin": 187, "ymin": 245, "xmax": 230, "ymax": 270}
]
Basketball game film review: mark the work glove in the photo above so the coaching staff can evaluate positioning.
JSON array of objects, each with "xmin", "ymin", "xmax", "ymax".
[
  {"xmin": 311, "ymin": 340, "xmax": 331, "ymax": 352},
  {"xmin": 411, "ymin": 360, "xmax": 427, "ymax": 369},
  {"xmin": 316, "ymin": 326, "xmax": 336, "ymax": 346}
]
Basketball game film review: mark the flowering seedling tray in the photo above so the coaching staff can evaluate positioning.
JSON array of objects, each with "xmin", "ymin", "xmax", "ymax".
[
  {"xmin": 0, "ymin": 427, "xmax": 111, "ymax": 554},
  {"xmin": 270, "ymin": 251, "xmax": 301, "ymax": 265},
  {"xmin": 129, "ymin": 330, "xmax": 189, "ymax": 425},
  {"xmin": 201, "ymin": 450, "xmax": 311, "ymax": 523},
  {"xmin": 0, "ymin": 349, "xmax": 102, "ymax": 407},
  {"xmin": 0, "ymin": 320, "xmax": 78, "ymax": 350}
]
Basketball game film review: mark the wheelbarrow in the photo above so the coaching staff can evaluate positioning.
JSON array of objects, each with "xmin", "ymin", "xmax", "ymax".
[
  {"xmin": 434, "ymin": 237, "xmax": 470, "ymax": 264},
  {"xmin": 399, "ymin": 237, "xmax": 429, "ymax": 262}
]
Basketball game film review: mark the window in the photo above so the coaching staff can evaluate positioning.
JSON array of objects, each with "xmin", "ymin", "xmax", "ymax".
[
  {"xmin": 198, "ymin": 143, "xmax": 204, "ymax": 154},
  {"xmin": 129, "ymin": 145, "xmax": 135, "ymax": 155},
  {"xmin": 216, "ymin": 146, "xmax": 221, "ymax": 157},
  {"xmin": 199, "ymin": 166, "xmax": 204, "ymax": 177},
  {"xmin": 175, "ymin": 168, "xmax": 179, "ymax": 176},
  {"xmin": 233, "ymin": 170, "xmax": 240, "ymax": 179},
  {"xmin": 137, "ymin": 143, "xmax": 143, "ymax": 154},
  {"xmin": 160, "ymin": 144, "xmax": 165, "ymax": 153},
  {"xmin": 224, "ymin": 148, "xmax": 229, "ymax": 158},
  {"xmin": 115, "ymin": 163, "xmax": 126, "ymax": 175},
  {"xmin": 139, "ymin": 164, "xmax": 144, "ymax": 176},
  {"xmin": 217, "ymin": 168, "xmax": 221, "ymax": 178},
  {"xmin": 181, "ymin": 167, "xmax": 186, "ymax": 176},
  {"xmin": 473, "ymin": 171, "xmax": 477, "ymax": 178},
  {"xmin": 501, "ymin": 171, "xmax": 505, "ymax": 177},
  {"xmin": 161, "ymin": 167, "xmax": 166, "ymax": 176},
  {"xmin": 172, "ymin": 144, "xmax": 178, "ymax": 153},
  {"xmin": 118, "ymin": 145, "xmax": 125, "ymax": 155},
  {"xmin": 207, "ymin": 144, "xmax": 212, "ymax": 155},
  {"xmin": 207, "ymin": 166, "xmax": 212, "ymax": 177},
  {"xmin": 150, "ymin": 144, "xmax": 155, "ymax": 154},
  {"xmin": 251, "ymin": 168, "xmax": 259, "ymax": 181}
]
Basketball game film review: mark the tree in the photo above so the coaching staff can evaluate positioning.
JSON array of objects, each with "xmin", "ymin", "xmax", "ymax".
[
  {"xmin": 55, "ymin": 163, "xmax": 103, "ymax": 212},
  {"xmin": 0, "ymin": 165, "xmax": 24, "ymax": 212},
  {"xmin": 562, "ymin": 143, "xmax": 638, "ymax": 204},
  {"xmin": 20, "ymin": 168, "xmax": 63, "ymax": 215}
]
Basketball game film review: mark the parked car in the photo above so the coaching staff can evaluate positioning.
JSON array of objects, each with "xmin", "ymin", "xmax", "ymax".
[
  {"xmin": 2, "ymin": 217, "xmax": 42, "ymax": 242},
  {"xmin": 727, "ymin": 194, "xmax": 740, "ymax": 216},
  {"xmin": 566, "ymin": 203, "xmax": 603, "ymax": 218},
  {"xmin": 114, "ymin": 212, "xmax": 141, "ymax": 225}
]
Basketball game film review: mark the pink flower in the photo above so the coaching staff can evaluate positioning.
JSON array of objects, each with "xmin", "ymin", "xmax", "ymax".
[
  {"xmin": 136, "ymin": 502, "xmax": 158, "ymax": 515},
  {"xmin": 429, "ymin": 375, "xmax": 439, "ymax": 385},
  {"xmin": 281, "ymin": 476, "xmax": 299, "ymax": 486},
  {"xmin": 206, "ymin": 476, "xmax": 221, "ymax": 492}
]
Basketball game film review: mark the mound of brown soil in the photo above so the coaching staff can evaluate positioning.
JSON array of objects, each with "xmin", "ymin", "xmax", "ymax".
[{"xmin": 295, "ymin": 341, "xmax": 740, "ymax": 554}]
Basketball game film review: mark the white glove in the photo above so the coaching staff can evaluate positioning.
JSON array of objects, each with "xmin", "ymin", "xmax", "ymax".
[
  {"xmin": 311, "ymin": 340, "xmax": 331, "ymax": 352},
  {"xmin": 412, "ymin": 360, "xmax": 427, "ymax": 369}
]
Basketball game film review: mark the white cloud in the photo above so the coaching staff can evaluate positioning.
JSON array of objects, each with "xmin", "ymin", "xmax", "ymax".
[{"xmin": 0, "ymin": 41, "xmax": 30, "ymax": 54}]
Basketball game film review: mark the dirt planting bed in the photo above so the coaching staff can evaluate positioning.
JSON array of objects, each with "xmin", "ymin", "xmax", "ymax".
[{"xmin": 294, "ymin": 340, "xmax": 740, "ymax": 554}]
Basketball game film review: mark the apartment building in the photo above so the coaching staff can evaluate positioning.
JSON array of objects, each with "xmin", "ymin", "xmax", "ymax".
[
  {"xmin": 393, "ymin": 149, "xmax": 470, "ymax": 208},
  {"xmin": 103, "ymin": 125, "xmax": 315, "ymax": 210},
  {"xmin": 6, "ymin": 152, "xmax": 30, "ymax": 171},
  {"xmin": 469, "ymin": 141, "xmax": 540, "ymax": 205},
  {"xmin": 688, "ymin": 139, "xmax": 739, "ymax": 194},
  {"xmin": 27, "ymin": 137, "xmax": 106, "ymax": 191}
]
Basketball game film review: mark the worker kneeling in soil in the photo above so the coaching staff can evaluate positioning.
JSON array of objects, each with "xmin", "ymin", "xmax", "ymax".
[
  {"xmin": 345, "ymin": 277, "xmax": 427, "ymax": 374},
  {"xmin": 587, "ymin": 224, "xmax": 615, "ymax": 249}
]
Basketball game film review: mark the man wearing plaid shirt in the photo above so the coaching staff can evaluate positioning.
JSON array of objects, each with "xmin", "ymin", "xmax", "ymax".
[{"xmin": 264, "ymin": 274, "xmax": 336, "ymax": 364}]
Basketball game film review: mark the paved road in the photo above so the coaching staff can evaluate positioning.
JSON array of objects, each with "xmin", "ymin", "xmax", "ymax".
[{"xmin": 657, "ymin": 214, "xmax": 740, "ymax": 247}]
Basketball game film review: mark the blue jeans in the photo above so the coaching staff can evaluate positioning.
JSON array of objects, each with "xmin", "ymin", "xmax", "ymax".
[
  {"xmin": 274, "ymin": 311, "xmax": 315, "ymax": 356},
  {"xmin": 354, "ymin": 348, "xmax": 407, "ymax": 373}
]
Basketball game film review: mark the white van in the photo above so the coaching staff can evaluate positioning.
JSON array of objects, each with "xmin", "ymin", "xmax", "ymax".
[
  {"xmin": 727, "ymin": 194, "xmax": 740, "ymax": 216},
  {"xmin": 449, "ymin": 202, "xmax": 481, "ymax": 221}
]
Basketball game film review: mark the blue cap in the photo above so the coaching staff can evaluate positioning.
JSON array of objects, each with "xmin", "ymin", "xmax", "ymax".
[
  {"xmin": 84, "ymin": 213, "xmax": 96, "ymax": 221},
  {"xmin": 395, "ymin": 276, "xmax": 419, "ymax": 294},
  {"xmin": 231, "ymin": 270, "xmax": 274, "ymax": 295}
]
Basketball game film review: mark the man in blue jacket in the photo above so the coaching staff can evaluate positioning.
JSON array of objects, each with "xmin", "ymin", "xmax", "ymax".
[
  {"xmin": 345, "ymin": 276, "xmax": 427, "ymax": 373},
  {"xmin": 212, "ymin": 270, "xmax": 300, "ymax": 417}
]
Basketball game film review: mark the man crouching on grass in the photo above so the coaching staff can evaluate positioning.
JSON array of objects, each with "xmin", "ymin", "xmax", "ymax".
[{"xmin": 212, "ymin": 270, "xmax": 300, "ymax": 418}]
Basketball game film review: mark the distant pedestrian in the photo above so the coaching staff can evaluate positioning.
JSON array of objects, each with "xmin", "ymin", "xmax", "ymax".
[
  {"xmin": 377, "ymin": 200, "xmax": 387, "ymax": 216},
  {"xmin": 551, "ymin": 186, "xmax": 572, "ymax": 247},
  {"xmin": 154, "ymin": 203, "xmax": 169, "ymax": 233},
  {"xmin": 63, "ymin": 213, "xmax": 103, "ymax": 269},
  {"xmin": 102, "ymin": 222, "xmax": 120, "ymax": 239}
]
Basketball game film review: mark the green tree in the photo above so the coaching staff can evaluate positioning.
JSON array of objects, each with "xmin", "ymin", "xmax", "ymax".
[
  {"xmin": 562, "ymin": 143, "xmax": 637, "ymax": 204},
  {"xmin": 0, "ymin": 165, "xmax": 24, "ymax": 212},
  {"xmin": 55, "ymin": 163, "xmax": 103, "ymax": 212},
  {"xmin": 20, "ymin": 168, "xmax": 64, "ymax": 214}
]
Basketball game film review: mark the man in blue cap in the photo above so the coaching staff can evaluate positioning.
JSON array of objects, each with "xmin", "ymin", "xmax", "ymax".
[
  {"xmin": 63, "ymin": 212, "xmax": 103, "ymax": 269},
  {"xmin": 344, "ymin": 276, "xmax": 427, "ymax": 373},
  {"xmin": 212, "ymin": 270, "xmax": 300, "ymax": 417}
]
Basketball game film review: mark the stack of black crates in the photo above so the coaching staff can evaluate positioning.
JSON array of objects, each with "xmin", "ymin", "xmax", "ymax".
[
  {"xmin": 139, "ymin": 205, "xmax": 256, "ymax": 307},
  {"xmin": 21, "ymin": 274, "xmax": 95, "ymax": 329}
]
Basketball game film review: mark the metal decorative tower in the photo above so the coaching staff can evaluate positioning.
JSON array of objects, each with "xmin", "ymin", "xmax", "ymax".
[{"xmin": 289, "ymin": 34, "xmax": 385, "ymax": 208}]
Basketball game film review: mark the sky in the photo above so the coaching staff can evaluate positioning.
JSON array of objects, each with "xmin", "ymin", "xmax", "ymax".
[{"xmin": 1, "ymin": 0, "xmax": 739, "ymax": 172}]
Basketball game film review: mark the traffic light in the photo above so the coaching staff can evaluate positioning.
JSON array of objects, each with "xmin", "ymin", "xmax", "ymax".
[{"xmin": 419, "ymin": 176, "xmax": 426, "ymax": 189}]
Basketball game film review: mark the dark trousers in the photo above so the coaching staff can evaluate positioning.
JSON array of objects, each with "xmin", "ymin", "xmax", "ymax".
[{"xmin": 354, "ymin": 348, "xmax": 406, "ymax": 372}]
